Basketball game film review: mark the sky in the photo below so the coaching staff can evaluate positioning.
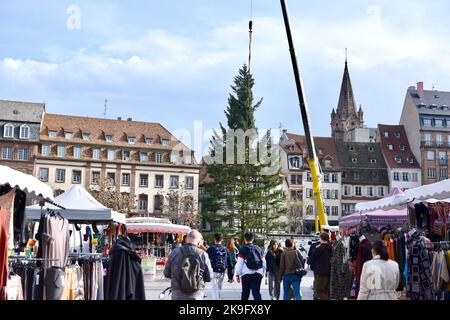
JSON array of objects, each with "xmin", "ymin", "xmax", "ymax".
[{"xmin": 1, "ymin": 0, "xmax": 450, "ymax": 160}]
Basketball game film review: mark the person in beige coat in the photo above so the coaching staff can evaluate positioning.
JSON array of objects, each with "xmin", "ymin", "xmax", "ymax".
[{"xmin": 357, "ymin": 241, "xmax": 400, "ymax": 300}]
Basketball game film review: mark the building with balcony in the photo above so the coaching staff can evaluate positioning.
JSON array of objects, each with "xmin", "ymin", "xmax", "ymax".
[{"xmin": 400, "ymin": 82, "xmax": 450, "ymax": 184}]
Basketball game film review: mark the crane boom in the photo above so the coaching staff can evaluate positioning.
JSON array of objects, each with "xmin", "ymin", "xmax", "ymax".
[{"xmin": 280, "ymin": 0, "xmax": 329, "ymax": 232}]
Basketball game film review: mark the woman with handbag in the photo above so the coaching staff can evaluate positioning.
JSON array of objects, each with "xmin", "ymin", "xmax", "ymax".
[{"xmin": 277, "ymin": 238, "xmax": 305, "ymax": 300}]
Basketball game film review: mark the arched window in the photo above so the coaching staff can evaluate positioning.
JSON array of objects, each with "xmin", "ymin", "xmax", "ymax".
[
  {"xmin": 19, "ymin": 124, "xmax": 30, "ymax": 139},
  {"xmin": 3, "ymin": 123, "xmax": 14, "ymax": 138}
]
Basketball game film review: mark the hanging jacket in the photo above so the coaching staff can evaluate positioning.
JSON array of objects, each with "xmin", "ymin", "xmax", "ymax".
[
  {"xmin": 330, "ymin": 238, "xmax": 349, "ymax": 300},
  {"xmin": 355, "ymin": 238, "xmax": 372, "ymax": 297},
  {"xmin": 105, "ymin": 237, "xmax": 145, "ymax": 300},
  {"xmin": 431, "ymin": 250, "xmax": 449, "ymax": 293}
]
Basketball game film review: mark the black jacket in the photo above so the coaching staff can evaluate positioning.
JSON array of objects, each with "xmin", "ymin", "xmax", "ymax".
[
  {"xmin": 106, "ymin": 237, "xmax": 146, "ymax": 300},
  {"xmin": 265, "ymin": 249, "xmax": 282, "ymax": 274},
  {"xmin": 312, "ymin": 242, "xmax": 332, "ymax": 277},
  {"xmin": 307, "ymin": 241, "xmax": 320, "ymax": 271}
]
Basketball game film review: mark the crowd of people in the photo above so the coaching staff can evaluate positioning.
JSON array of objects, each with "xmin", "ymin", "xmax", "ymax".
[{"xmin": 163, "ymin": 230, "xmax": 401, "ymax": 300}]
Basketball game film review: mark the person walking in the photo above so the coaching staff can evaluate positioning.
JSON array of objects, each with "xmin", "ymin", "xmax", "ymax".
[
  {"xmin": 234, "ymin": 232, "xmax": 266, "ymax": 300},
  {"xmin": 163, "ymin": 230, "xmax": 213, "ymax": 300},
  {"xmin": 278, "ymin": 238, "xmax": 305, "ymax": 300},
  {"xmin": 227, "ymin": 239, "xmax": 239, "ymax": 273},
  {"xmin": 307, "ymin": 239, "xmax": 320, "ymax": 299},
  {"xmin": 312, "ymin": 232, "xmax": 332, "ymax": 300},
  {"xmin": 207, "ymin": 233, "xmax": 234, "ymax": 300},
  {"xmin": 357, "ymin": 241, "xmax": 400, "ymax": 300},
  {"xmin": 265, "ymin": 240, "xmax": 282, "ymax": 300}
]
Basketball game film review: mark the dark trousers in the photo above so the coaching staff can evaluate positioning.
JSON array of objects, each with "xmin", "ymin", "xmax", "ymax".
[
  {"xmin": 241, "ymin": 273, "xmax": 263, "ymax": 300},
  {"xmin": 315, "ymin": 276, "xmax": 330, "ymax": 300},
  {"xmin": 44, "ymin": 267, "xmax": 65, "ymax": 300}
]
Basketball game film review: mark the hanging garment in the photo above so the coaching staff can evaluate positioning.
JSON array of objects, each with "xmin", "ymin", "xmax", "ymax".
[
  {"xmin": 429, "ymin": 203, "xmax": 450, "ymax": 238},
  {"xmin": 42, "ymin": 214, "xmax": 70, "ymax": 269},
  {"xmin": 61, "ymin": 266, "xmax": 78, "ymax": 300},
  {"xmin": 431, "ymin": 250, "xmax": 449, "ymax": 293},
  {"xmin": 106, "ymin": 237, "xmax": 145, "ymax": 300},
  {"xmin": 0, "ymin": 188, "xmax": 16, "ymax": 249},
  {"xmin": 387, "ymin": 239, "xmax": 393, "ymax": 260},
  {"xmin": 96, "ymin": 260, "xmax": 104, "ymax": 300},
  {"xmin": 355, "ymin": 238, "xmax": 372, "ymax": 298},
  {"xmin": 330, "ymin": 238, "xmax": 349, "ymax": 300},
  {"xmin": 414, "ymin": 203, "xmax": 430, "ymax": 231},
  {"xmin": 13, "ymin": 189, "xmax": 27, "ymax": 246},
  {"xmin": 44, "ymin": 266, "xmax": 65, "ymax": 300},
  {"xmin": 0, "ymin": 208, "xmax": 9, "ymax": 300},
  {"xmin": 349, "ymin": 234, "xmax": 360, "ymax": 262},
  {"xmin": 406, "ymin": 236, "xmax": 433, "ymax": 300},
  {"xmin": 6, "ymin": 274, "xmax": 23, "ymax": 300},
  {"xmin": 32, "ymin": 267, "xmax": 44, "ymax": 300}
]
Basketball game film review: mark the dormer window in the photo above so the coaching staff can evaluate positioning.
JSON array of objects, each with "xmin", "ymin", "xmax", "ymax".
[
  {"xmin": 146, "ymin": 138, "xmax": 153, "ymax": 144},
  {"xmin": 394, "ymin": 156, "xmax": 402, "ymax": 164},
  {"xmin": 65, "ymin": 132, "xmax": 73, "ymax": 139},
  {"xmin": 370, "ymin": 159, "xmax": 377, "ymax": 164},
  {"xmin": 128, "ymin": 137, "xmax": 136, "ymax": 144},
  {"xmin": 435, "ymin": 119, "xmax": 444, "ymax": 128},
  {"xmin": 19, "ymin": 125, "xmax": 30, "ymax": 139},
  {"xmin": 106, "ymin": 135, "xmax": 113, "ymax": 142},
  {"xmin": 324, "ymin": 160, "xmax": 332, "ymax": 168},
  {"xmin": 288, "ymin": 155, "xmax": 302, "ymax": 169},
  {"xmin": 162, "ymin": 139, "xmax": 169, "ymax": 146},
  {"xmin": 348, "ymin": 146, "xmax": 355, "ymax": 151},
  {"xmin": 83, "ymin": 133, "xmax": 91, "ymax": 141},
  {"xmin": 368, "ymin": 146, "xmax": 374, "ymax": 152},
  {"xmin": 399, "ymin": 144, "xmax": 405, "ymax": 151},
  {"xmin": 3, "ymin": 123, "xmax": 14, "ymax": 138},
  {"xmin": 387, "ymin": 144, "xmax": 393, "ymax": 150},
  {"xmin": 49, "ymin": 131, "xmax": 57, "ymax": 138},
  {"xmin": 383, "ymin": 131, "xmax": 389, "ymax": 138},
  {"xmin": 407, "ymin": 157, "xmax": 414, "ymax": 164},
  {"xmin": 352, "ymin": 158, "xmax": 357, "ymax": 163},
  {"xmin": 394, "ymin": 132, "xmax": 401, "ymax": 138}
]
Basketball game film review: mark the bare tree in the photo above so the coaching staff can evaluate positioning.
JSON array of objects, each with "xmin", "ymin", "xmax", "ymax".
[
  {"xmin": 89, "ymin": 177, "xmax": 136, "ymax": 216},
  {"xmin": 287, "ymin": 199, "xmax": 304, "ymax": 234},
  {"xmin": 158, "ymin": 182, "xmax": 198, "ymax": 228}
]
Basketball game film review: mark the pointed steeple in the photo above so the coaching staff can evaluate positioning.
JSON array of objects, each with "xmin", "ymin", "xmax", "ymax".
[{"xmin": 336, "ymin": 60, "xmax": 357, "ymax": 117}]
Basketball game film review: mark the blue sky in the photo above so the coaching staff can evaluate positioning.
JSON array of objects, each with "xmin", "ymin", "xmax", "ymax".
[{"xmin": 1, "ymin": 0, "xmax": 450, "ymax": 159}]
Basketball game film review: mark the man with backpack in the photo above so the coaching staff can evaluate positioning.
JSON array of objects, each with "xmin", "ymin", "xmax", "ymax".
[
  {"xmin": 234, "ymin": 232, "xmax": 266, "ymax": 300},
  {"xmin": 207, "ymin": 233, "xmax": 234, "ymax": 299},
  {"xmin": 164, "ymin": 230, "xmax": 213, "ymax": 300}
]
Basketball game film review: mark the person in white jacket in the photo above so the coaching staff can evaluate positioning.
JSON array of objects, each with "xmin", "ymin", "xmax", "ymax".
[{"xmin": 357, "ymin": 240, "xmax": 400, "ymax": 300}]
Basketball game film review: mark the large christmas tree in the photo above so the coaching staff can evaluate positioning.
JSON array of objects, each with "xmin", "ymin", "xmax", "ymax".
[{"xmin": 201, "ymin": 65, "xmax": 286, "ymax": 242}]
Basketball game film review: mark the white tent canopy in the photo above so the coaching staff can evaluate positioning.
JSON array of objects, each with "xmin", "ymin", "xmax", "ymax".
[
  {"xmin": 356, "ymin": 179, "xmax": 450, "ymax": 212},
  {"xmin": 126, "ymin": 217, "xmax": 191, "ymax": 235},
  {"xmin": 25, "ymin": 185, "xmax": 126, "ymax": 223},
  {"xmin": 0, "ymin": 165, "xmax": 54, "ymax": 200}
]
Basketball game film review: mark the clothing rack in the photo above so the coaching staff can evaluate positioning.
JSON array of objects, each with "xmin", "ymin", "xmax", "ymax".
[{"xmin": 8, "ymin": 256, "xmax": 60, "ymax": 262}]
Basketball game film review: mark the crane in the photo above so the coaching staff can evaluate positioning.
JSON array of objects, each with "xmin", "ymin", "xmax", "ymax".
[{"xmin": 280, "ymin": 0, "xmax": 330, "ymax": 233}]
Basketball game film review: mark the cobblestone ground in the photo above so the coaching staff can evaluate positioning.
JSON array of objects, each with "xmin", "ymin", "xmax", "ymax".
[{"xmin": 145, "ymin": 268, "xmax": 314, "ymax": 300}]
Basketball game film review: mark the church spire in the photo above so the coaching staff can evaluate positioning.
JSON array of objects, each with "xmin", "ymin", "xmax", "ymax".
[{"xmin": 336, "ymin": 58, "xmax": 357, "ymax": 117}]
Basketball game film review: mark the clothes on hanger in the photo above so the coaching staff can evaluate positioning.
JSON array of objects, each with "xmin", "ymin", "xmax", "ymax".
[
  {"xmin": 406, "ymin": 234, "xmax": 433, "ymax": 300},
  {"xmin": 354, "ymin": 237, "xmax": 372, "ymax": 298},
  {"xmin": 0, "ymin": 188, "xmax": 16, "ymax": 249},
  {"xmin": 414, "ymin": 203, "xmax": 430, "ymax": 231},
  {"xmin": 0, "ymin": 208, "xmax": 8, "ymax": 300},
  {"xmin": 330, "ymin": 237, "xmax": 350, "ymax": 300}
]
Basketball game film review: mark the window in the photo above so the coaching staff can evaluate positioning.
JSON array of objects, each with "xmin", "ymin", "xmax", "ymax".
[
  {"xmin": 92, "ymin": 172, "xmax": 100, "ymax": 185},
  {"xmin": 323, "ymin": 173, "xmax": 330, "ymax": 183},
  {"xmin": 184, "ymin": 154, "xmax": 192, "ymax": 164},
  {"xmin": 146, "ymin": 138, "xmax": 153, "ymax": 144},
  {"xmin": 72, "ymin": 170, "xmax": 81, "ymax": 184},
  {"xmin": 156, "ymin": 153, "xmax": 163, "ymax": 163},
  {"xmin": 440, "ymin": 168, "xmax": 448, "ymax": 180},
  {"xmin": 82, "ymin": 133, "xmax": 91, "ymax": 141},
  {"xmin": 378, "ymin": 187, "xmax": 385, "ymax": 197},
  {"xmin": 106, "ymin": 135, "xmax": 113, "ymax": 142},
  {"xmin": 121, "ymin": 173, "xmax": 130, "ymax": 186},
  {"xmin": 439, "ymin": 151, "xmax": 447, "ymax": 165},
  {"xmin": 448, "ymin": 135, "xmax": 450, "ymax": 147},
  {"xmin": 427, "ymin": 151, "xmax": 435, "ymax": 161},
  {"xmin": 407, "ymin": 157, "xmax": 414, "ymax": 164},
  {"xmin": 370, "ymin": 159, "xmax": 377, "ymax": 163},
  {"xmin": 140, "ymin": 152, "xmax": 148, "ymax": 162},
  {"xmin": 56, "ymin": 169, "xmax": 65, "ymax": 183},
  {"xmin": 423, "ymin": 118, "xmax": 432, "ymax": 127},
  {"xmin": 332, "ymin": 173, "xmax": 338, "ymax": 183},
  {"xmin": 3, "ymin": 124, "xmax": 14, "ymax": 138},
  {"xmin": 65, "ymin": 132, "xmax": 73, "ymax": 139},
  {"xmin": 170, "ymin": 152, "xmax": 178, "ymax": 163},
  {"xmin": 436, "ymin": 135, "xmax": 443, "ymax": 147},
  {"xmin": 325, "ymin": 206, "xmax": 330, "ymax": 216},
  {"xmin": 424, "ymin": 134, "xmax": 432, "ymax": 146},
  {"xmin": 128, "ymin": 137, "xmax": 136, "ymax": 144},
  {"xmin": 18, "ymin": 148, "xmax": 29, "ymax": 161},
  {"xmin": 355, "ymin": 186, "xmax": 362, "ymax": 196},
  {"xmin": 427, "ymin": 168, "xmax": 436, "ymax": 178},
  {"xmin": 139, "ymin": 198, "xmax": 148, "ymax": 211},
  {"xmin": 332, "ymin": 190, "xmax": 339, "ymax": 199},
  {"xmin": 367, "ymin": 186, "xmax": 374, "ymax": 197},
  {"xmin": 39, "ymin": 168, "xmax": 49, "ymax": 182},
  {"xmin": 306, "ymin": 188, "xmax": 313, "ymax": 199},
  {"xmin": 352, "ymin": 158, "xmax": 357, "ymax": 163},
  {"xmin": 107, "ymin": 149, "xmax": 115, "ymax": 161},
  {"xmin": 306, "ymin": 205, "xmax": 314, "ymax": 216},
  {"xmin": 323, "ymin": 189, "xmax": 331, "ymax": 199},
  {"xmin": 162, "ymin": 139, "xmax": 169, "ymax": 146},
  {"xmin": 344, "ymin": 185, "xmax": 351, "ymax": 196},
  {"xmin": 122, "ymin": 150, "xmax": 130, "ymax": 161},
  {"xmin": 402, "ymin": 172, "xmax": 409, "ymax": 181},
  {"xmin": 140, "ymin": 174, "xmax": 148, "ymax": 187},
  {"xmin": 290, "ymin": 190, "xmax": 303, "ymax": 201},
  {"xmin": 353, "ymin": 172, "xmax": 360, "ymax": 180},
  {"xmin": 107, "ymin": 172, "xmax": 115, "ymax": 185},
  {"xmin": 73, "ymin": 147, "xmax": 81, "ymax": 159},
  {"xmin": 394, "ymin": 156, "xmax": 402, "ymax": 164},
  {"xmin": 435, "ymin": 119, "xmax": 444, "ymax": 128},
  {"xmin": 324, "ymin": 160, "xmax": 332, "ymax": 168},
  {"xmin": 170, "ymin": 176, "xmax": 179, "ymax": 188},
  {"xmin": 19, "ymin": 125, "xmax": 30, "ymax": 139},
  {"xmin": 387, "ymin": 144, "xmax": 393, "ymax": 150},
  {"xmin": 332, "ymin": 206, "xmax": 339, "ymax": 216},
  {"xmin": 2, "ymin": 147, "xmax": 12, "ymax": 159},
  {"xmin": 399, "ymin": 144, "xmax": 405, "ymax": 151},
  {"xmin": 306, "ymin": 172, "xmax": 312, "ymax": 182},
  {"xmin": 290, "ymin": 174, "xmax": 302, "ymax": 185},
  {"xmin": 288, "ymin": 156, "xmax": 301, "ymax": 169},
  {"xmin": 155, "ymin": 175, "xmax": 164, "ymax": 188},
  {"xmin": 412, "ymin": 172, "xmax": 418, "ymax": 182},
  {"xmin": 49, "ymin": 131, "xmax": 57, "ymax": 138},
  {"xmin": 92, "ymin": 148, "xmax": 100, "ymax": 160},
  {"xmin": 154, "ymin": 195, "xmax": 163, "ymax": 211},
  {"xmin": 343, "ymin": 204, "xmax": 355, "ymax": 215},
  {"xmin": 394, "ymin": 132, "xmax": 401, "ymax": 138},
  {"xmin": 394, "ymin": 172, "xmax": 400, "ymax": 181},
  {"xmin": 186, "ymin": 176, "xmax": 194, "ymax": 189},
  {"xmin": 57, "ymin": 145, "xmax": 65, "ymax": 157},
  {"xmin": 383, "ymin": 131, "xmax": 389, "ymax": 138},
  {"xmin": 42, "ymin": 145, "xmax": 50, "ymax": 156}
]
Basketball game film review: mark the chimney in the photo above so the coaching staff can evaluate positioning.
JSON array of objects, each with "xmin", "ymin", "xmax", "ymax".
[
  {"xmin": 417, "ymin": 81, "xmax": 424, "ymax": 98},
  {"xmin": 127, "ymin": 117, "xmax": 132, "ymax": 121},
  {"xmin": 117, "ymin": 117, "xmax": 122, "ymax": 121}
]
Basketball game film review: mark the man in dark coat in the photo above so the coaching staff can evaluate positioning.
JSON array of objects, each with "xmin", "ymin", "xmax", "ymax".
[{"xmin": 312, "ymin": 232, "xmax": 332, "ymax": 300}]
